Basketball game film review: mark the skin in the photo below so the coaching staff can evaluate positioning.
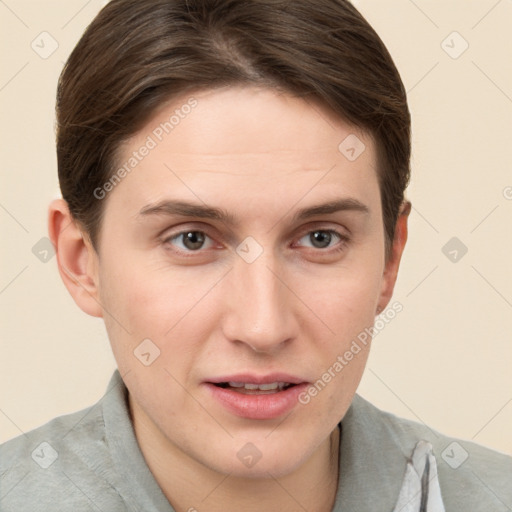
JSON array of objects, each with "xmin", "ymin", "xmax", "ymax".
[{"xmin": 49, "ymin": 86, "xmax": 410, "ymax": 512}]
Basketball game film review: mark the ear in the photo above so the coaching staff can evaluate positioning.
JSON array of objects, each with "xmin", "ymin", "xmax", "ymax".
[
  {"xmin": 48, "ymin": 199, "xmax": 103, "ymax": 318},
  {"xmin": 376, "ymin": 201, "xmax": 411, "ymax": 315}
]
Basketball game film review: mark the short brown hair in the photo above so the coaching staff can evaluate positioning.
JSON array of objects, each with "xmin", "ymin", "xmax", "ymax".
[{"xmin": 56, "ymin": 0, "xmax": 410, "ymax": 256}]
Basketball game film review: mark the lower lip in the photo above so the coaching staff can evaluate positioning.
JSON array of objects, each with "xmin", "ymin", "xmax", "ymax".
[{"xmin": 204, "ymin": 383, "xmax": 309, "ymax": 420}]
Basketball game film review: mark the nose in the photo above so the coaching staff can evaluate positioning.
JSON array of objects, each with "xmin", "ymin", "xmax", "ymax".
[{"xmin": 221, "ymin": 248, "xmax": 298, "ymax": 354}]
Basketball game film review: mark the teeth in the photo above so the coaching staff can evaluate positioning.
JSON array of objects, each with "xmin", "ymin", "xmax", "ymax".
[
  {"xmin": 227, "ymin": 381, "xmax": 290, "ymax": 391},
  {"xmin": 227, "ymin": 382, "xmax": 245, "ymax": 388},
  {"xmin": 258, "ymin": 382, "xmax": 279, "ymax": 391}
]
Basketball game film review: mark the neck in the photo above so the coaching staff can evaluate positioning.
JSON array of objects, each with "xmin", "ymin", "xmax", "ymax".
[{"xmin": 129, "ymin": 395, "xmax": 341, "ymax": 512}]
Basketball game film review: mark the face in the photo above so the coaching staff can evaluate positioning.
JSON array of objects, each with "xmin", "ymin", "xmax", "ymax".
[{"xmin": 79, "ymin": 86, "xmax": 399, "ymax": 477}]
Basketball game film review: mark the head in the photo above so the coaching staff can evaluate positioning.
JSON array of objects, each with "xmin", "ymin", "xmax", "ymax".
[{"xmin": 50, "ymin": 0, "xmax": 411, "ymax": 478}]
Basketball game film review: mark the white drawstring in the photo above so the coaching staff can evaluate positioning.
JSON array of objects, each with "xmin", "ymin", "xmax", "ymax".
[{"xmin": 392, "ymin": 440, "xmax": 446, "ymax": 512}]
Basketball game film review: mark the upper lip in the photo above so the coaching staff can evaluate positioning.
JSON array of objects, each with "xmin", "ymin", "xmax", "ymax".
[{"xmin": 205, "ymin": 373, "xmax": 307, "ymax": 385}]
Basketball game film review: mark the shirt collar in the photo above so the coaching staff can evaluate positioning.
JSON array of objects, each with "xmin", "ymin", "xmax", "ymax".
[
  {"xmin": 102, "ymin": 369, "xmax": 175, "ymax": 511},
  {"xmin": 331, "ymin": 394, "xmax": 411, "ymax": 511}
]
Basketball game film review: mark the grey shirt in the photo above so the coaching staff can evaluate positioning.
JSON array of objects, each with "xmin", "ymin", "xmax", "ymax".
[{"xmin": 1, "ymin": 370, "xmax": 511, "ymax": 511}]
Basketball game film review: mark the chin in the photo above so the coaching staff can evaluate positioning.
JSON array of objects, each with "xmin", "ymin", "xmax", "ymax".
[
  {"xmin": 197, "ymin": 436, "xmax": 313, "ymax": 479},
  {"xmin": 219, "ymin": 456, "xmax": 303, "ymax": 480}
]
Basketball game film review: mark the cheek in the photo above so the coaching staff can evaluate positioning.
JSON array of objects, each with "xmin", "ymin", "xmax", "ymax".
[
  {"xmin": 295, "ymin": 257, "xmax": 384, "ymax": 338},
  {"xmin": 99, "ymin": 254, "xmax": 205, "ymax": 330},
  {"xmin": 97, "ymin": 257, "xmax": 220, "ymax": 370}
]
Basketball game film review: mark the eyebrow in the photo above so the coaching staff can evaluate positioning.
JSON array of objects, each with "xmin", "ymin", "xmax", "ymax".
[{"xmin": 138, "ymin": 197, "xmax": 369, "ymax": 226}]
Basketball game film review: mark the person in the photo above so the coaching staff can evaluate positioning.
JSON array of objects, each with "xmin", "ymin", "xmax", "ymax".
[{"xmin": 1, "ymin": 0, "xmax": 510, "ymax": 510}]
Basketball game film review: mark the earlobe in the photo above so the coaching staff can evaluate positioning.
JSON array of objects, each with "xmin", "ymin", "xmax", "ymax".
[
  {"xmin": 376, "ymin": 200, "xmax": 411, "ymax": 315},
  {"xmin": 48, "ymin": 199, "xmax": 103, "ymax": 318}
]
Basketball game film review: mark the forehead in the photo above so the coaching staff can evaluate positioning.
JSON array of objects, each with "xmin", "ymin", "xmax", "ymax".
[
  {"xmin": 133, "ymin": 86, "xmax": 371, "ymax": 158},
  {"xmin": 104, "ymin": 86, "xmax": 380, "ymax": 225}
]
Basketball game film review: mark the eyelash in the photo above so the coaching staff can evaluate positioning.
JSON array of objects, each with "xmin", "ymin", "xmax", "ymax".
[{"xmin": 161, "ymin": 227, "xmax": 350, "ymax": 256}]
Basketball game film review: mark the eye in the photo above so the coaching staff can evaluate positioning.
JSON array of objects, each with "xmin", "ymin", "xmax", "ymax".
[
  {"xmin": 162, "ymin": 227, "xmax": 349, "ymax": 256},
  {"xmin": 164, "ymin": 230, "xmax": 214, "ymax": 252},
  {"xmin": 296, "ymin": 229, "xmax": 348, "ymax": 251}
]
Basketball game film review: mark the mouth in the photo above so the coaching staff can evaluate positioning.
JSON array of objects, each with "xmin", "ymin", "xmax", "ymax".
[
  {"xmin": 212, "ymin": 381, "xmax": 297, "ymax": 394},
  {"xmin": 203, "ymin": 373, "xmax": 309, "ymax": 420}
]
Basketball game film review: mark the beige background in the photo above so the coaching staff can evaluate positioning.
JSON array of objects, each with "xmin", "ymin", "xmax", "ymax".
[{"xmin": 1, "ymin": 0, "xmax": 511, "ymax": 457}]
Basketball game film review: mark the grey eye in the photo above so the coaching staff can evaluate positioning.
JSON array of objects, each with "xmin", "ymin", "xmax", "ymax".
[
  {"xmin": 309, "ymin": 231, "xmax": 333, "ymax": 249},
  {"xmin": 299, "ymin": 230, "xmax": 341, "ymax": 249},
  {"xmin": 168, "ymin": 231, "xmax": 212, "ymax": 251},
  {"xmin": 181, "ymin": 231, "xmax": 206, "ymax": 250}
]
